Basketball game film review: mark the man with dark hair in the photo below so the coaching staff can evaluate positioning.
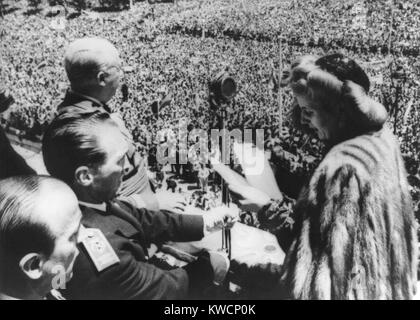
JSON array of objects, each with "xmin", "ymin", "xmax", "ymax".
[
  {"xmin": 57, "ymin": 37, "xmax": 158, "ymax": 210},
  {"xmin": 0, "ymin": 87, "xmax": 36, "ymax": 178},
  {"xmin": 42, "ymin": 111, "xmax": 236, "ymax": 299},
  {"xmin": 0, "ymin": 175, "xmax": 82, "ymax": 300},
  {"xmin": 42, "ymin": 111, "xmax": 112, "ymax": 187}
]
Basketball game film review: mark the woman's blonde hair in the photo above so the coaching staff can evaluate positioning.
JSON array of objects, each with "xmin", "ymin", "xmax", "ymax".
[{"xmin": 283, "ymin": 54, "xmax": 388, "ymax": 138}]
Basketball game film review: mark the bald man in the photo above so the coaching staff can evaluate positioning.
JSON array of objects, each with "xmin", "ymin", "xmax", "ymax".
[
  {"xmin": 55, "ymin": 37, "xmax": 158, "ymax": 210},
  {"xmin": 0, "ymin": 175, "xmax": 82, "ymax": 300}
]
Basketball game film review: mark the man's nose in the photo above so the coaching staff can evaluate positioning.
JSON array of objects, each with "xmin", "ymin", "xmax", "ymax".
[{"xmin": 123, "ymin": 154, "xmax": 132, "ymax": 174}]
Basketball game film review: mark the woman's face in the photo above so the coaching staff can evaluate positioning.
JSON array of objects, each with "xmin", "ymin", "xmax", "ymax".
[{"xmin": 296, "ymin": 95, "xmax": 337, "ymax": 141}]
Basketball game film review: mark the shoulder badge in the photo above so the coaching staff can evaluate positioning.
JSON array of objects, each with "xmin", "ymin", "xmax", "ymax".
[{"xmin": 81, "ymin": 228, "xmax": 120, "ymax": 272}]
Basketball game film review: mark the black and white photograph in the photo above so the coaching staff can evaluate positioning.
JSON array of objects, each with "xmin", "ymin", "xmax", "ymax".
[{"xmin": 0, "ymin": 0, "xmax": 419, "ymax": 302}]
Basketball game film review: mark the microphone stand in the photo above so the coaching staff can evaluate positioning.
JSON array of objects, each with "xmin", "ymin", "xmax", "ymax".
[{"xmin": 219, "ymin": 103, "xmax": 231, "ymax": 261}]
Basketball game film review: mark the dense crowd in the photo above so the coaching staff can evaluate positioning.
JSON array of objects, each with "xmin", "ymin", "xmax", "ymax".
[
  {"xmin": 1, "ymin": 0, "xmax": 420, "ymax": 217},
  {"xmin": 158, "ymin": 0, "xmax": 420, "ymax": 56}
]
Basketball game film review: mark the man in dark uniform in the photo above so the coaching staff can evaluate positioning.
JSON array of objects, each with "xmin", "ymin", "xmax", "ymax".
[
  {"xmin": 42, "ymin": 111, "xmax": 236, "ymax": 299},
  {"xmin": 55, "ymin": 37, "xmax": 158, "ymax": 210},
  {"xmin": 0, "ymin": 87, "xmax": 36, "ymax": 178}
]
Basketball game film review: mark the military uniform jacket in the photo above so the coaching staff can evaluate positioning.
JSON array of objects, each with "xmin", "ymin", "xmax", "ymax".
[{"xmin": 62, "ymin": 200, "xmax": 206, "ymax": 300}]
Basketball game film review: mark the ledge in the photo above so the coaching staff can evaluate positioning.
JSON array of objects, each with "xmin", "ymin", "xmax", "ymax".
[{"xmin": 6, "ymin": 131, "xmax": 42, "ymax": 153}]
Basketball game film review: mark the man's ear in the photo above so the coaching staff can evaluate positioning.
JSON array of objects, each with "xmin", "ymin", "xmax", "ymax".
[
  {"xmin": 19, "ymin": 253, "xmax": 44, "ymax": 280},
  {"xmin": 75, "ymin": 166, "xmax": 94, "ymax": 187},
  {"xmin": 97, "ymin": 71, "xmax": 107, "ymax": 87}
]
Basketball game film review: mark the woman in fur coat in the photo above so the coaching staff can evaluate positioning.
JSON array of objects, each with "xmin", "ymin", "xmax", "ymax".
[{"xmin": 228, "ymin": 54, "xmax": 417, "ymax": 300}]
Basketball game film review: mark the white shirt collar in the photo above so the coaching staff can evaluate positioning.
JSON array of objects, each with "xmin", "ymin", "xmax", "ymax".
[{"xmin": 79, "ymin": 201, "xmax": 107, "ymax": 212}]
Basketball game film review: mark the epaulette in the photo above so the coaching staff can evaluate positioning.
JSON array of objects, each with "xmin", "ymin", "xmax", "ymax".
[{"xmin": 80, "ymin": 228, "xmax": 120, "ymax": 272}]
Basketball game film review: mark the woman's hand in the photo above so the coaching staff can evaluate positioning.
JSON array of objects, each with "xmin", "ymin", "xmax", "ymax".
[
  {"xmin": 212, "ymin": 161, "xmax": 274, "ymax": 212},
  {"xmin": 228, "ymin": 183, "xmax": 272, "ymax": 213},
  {"xmin": 202, "ymin": 205, "xmax": 239, "ymax": 234}
]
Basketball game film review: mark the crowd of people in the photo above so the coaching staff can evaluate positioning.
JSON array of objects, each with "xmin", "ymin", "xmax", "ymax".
[
  {"xmin": 1, "ymin": 2, "xmax": 419, "ymax": 149},
  {"xmin": 0, "ymin": 1, "xmax": 419, "ymax": 210},
  {"xmin": 159, "ymin": 0, "xmax": 420, "ymax": 55},
  {"xmin": 1, "ymin": 1, "xmax": 419, "ymax": 218}
]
